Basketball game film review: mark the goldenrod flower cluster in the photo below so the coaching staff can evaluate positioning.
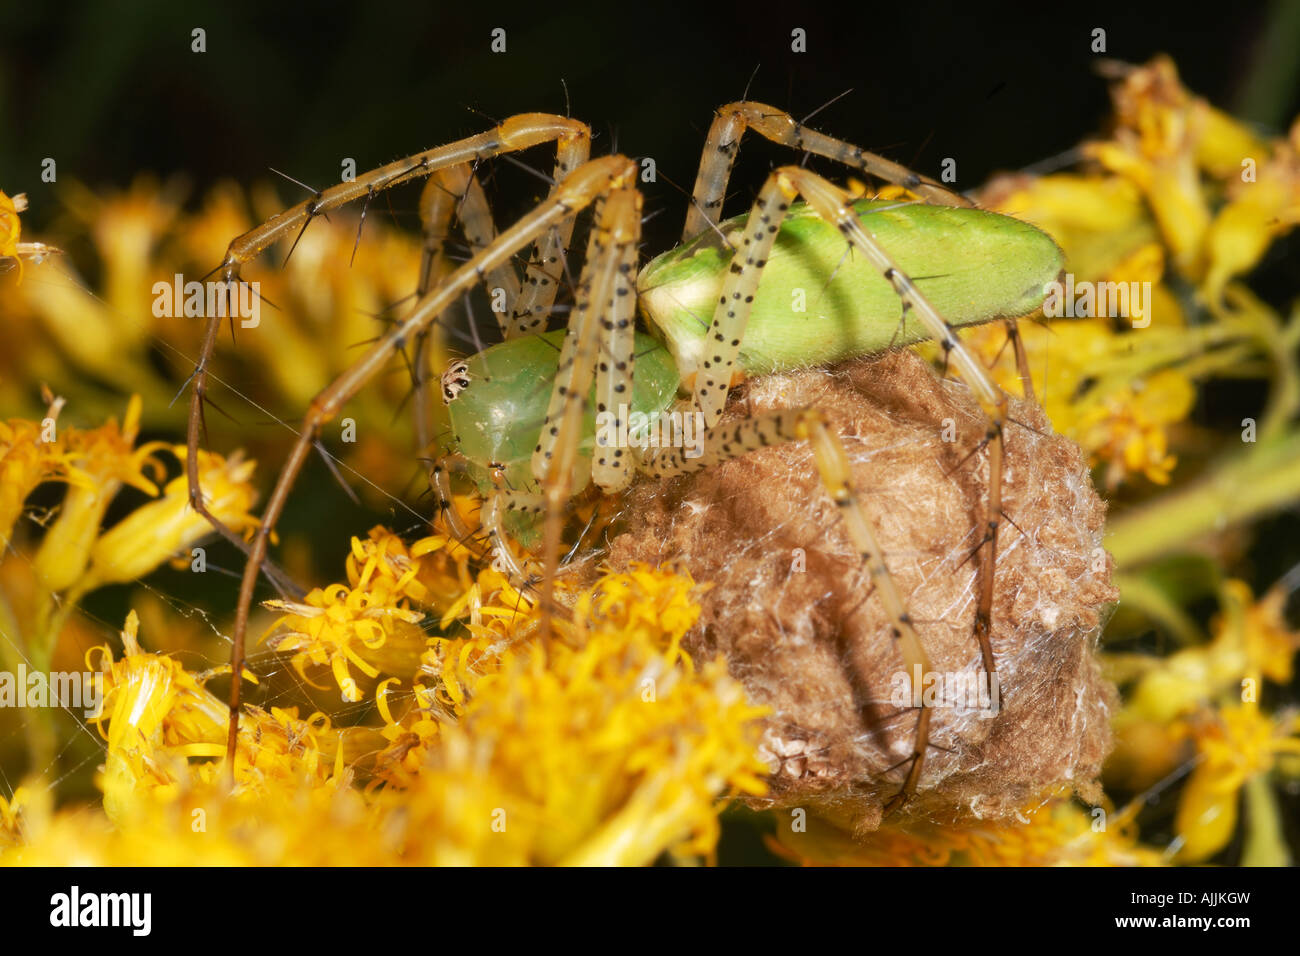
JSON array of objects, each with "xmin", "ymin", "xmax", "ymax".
[
  {"xmin": 0, "ymin": 394, "xmax": 259, "ymax": 774},
  {"xmin": 2, "ymin": 562, "xmax": 768, "ymax": 866},
  {"xmin": 951, "ymin": 56, "xmax": 1300, "ymax": 488},
  {"xmin": 773, "ymin": 791, "xmax": 1164, "ymax": 867}
]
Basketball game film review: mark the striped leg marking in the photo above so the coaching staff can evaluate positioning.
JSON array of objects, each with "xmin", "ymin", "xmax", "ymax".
[{"xmin": 529, "ymin": 185, "xmax": 643, "ymax": 636}]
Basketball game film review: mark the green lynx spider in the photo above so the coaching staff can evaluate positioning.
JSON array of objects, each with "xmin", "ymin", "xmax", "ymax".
[{"xmin": 189, "ymin": 103, "xmax": 1062, "ymax": 812}]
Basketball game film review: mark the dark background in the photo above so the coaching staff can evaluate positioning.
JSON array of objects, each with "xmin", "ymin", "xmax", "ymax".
[{"xmin": 3, "ymin": 0, "xmax": 1299, "ymax": 257}]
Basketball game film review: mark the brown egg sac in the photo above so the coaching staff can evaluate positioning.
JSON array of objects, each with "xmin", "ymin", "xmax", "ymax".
[{"xmin": 596, "ymin": 349, "xmax": 1118, "ymax": 834}]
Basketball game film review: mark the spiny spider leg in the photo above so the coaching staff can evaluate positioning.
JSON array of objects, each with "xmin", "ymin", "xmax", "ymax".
[
  {"xmin": 1004, "ymin": 318, "xmax": 1037, "ymax": 403},
  {"xmin": 412, "ymin": 165, "xmax": 527, "ymax": 512},
  {"xmin": 220, "ymin": 154, "xmax": 637, "ymax": 767},
  {"xmin": 429, "ymin": 454, "xmax": 484, "ymax": 557},
  {"xmin": 685, "ymin": 99, "xmax": 1033, "ymax": 409},
  {"xmin": 411, "ymin": 167, "xmax": 473, "ymax": 501},
  {"xmin": 683, "ymin": 100, "xmax": 972, "ymax": 242},
  {"xmin": 529, "ymin": 186, "xmax": 642, "ymax": 638},
  {"xmin": 482, "ymin": 488, "xmax": 545, "ymax": 582},
  {"xmin": 184, "ymin": 301, "xmax": 302, "ymax": 600},
  {"xmin": 419, "ymin": 166, "xmax": 523, "ymax": 338}
]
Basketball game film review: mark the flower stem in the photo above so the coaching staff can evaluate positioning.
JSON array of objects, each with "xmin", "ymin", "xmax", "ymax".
[{"xmin": 1107, "ymin": 430, "xmax": 1300, "ymax": 570}]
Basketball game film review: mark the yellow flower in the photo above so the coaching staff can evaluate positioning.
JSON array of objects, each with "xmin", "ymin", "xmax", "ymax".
[
  {"xmin": 88, "ymin": 610, "xmax": 230, "ymax": 817},
  {"xmin": 261, "ymin": 525, "xmax": 468, "ymax": 702},
  {"xmin": 6, "ymin": 566, "xmax": 767, "ymax": 866},
  {"xmin": 949, "ymin": 316, "xmax": 1200, "ymax": 488},
  {"xmin": 420, "ymin": 629, "xmax": 513, "ymax": 716},
  {"xmin": 771, "ymin": 793, "xmax": 1163, "ymax": 867},
  {"xmin": 1085, "ymin": 57, "xmax": 1227, "ymax": 274},
  {"xmin": 346, "ymin": 525, "xmax": 445, "ymax": 607},
  {"xmin": 0, "ymin": 190, "xmax": 26, "ymax": 280},
  {"xmin": 0, "ymin": 190, "xmax": 59, "ymax": 282},
  {"xmin": 982, "ymin": 172, "xmax": 1159, "ymax": 280},
  {"xmin": 0, "ymin": 788, "xmax": 26, "ymax": 851},
  {"xmin": 390, "ymin": 564, "xmax": 767, "ymax": 865},
  {"xmin": 77, "ymin": 446, "xmax": 258, "ymax": 591},
  {"xmin": 32, "ymin": 395, "xmax": 168, "ymax": 592},
  {"xmin": 1123, "ymin": 580, "xmax": 1298, "ymax": 725},
  {"xmin": 1074, "ymin": 369, "xmax": 1196, "ymax": 487},
  {"xmin": 575, "ymin": 562, "xmax": 704, "ymax": 664},
  {"xmin": 263, "ymin": 583, "xmax": 425, "ymax": 703},
  {"xmin": 1082, "ymin": 56, "xmax": 1294, "ymax": 294},
  {"xmin": 63, "ymin": 176, "xmax": 182, "ymax": 322},
  {"xmin": 1202, "ymin": 119, "xmax": 1300, "ymax": 304},
  {"xmin": 261, "ymin": 523, "xmax": 542, "ymax": 704},
  {"xmin": 373, "ymin": 678, "xmax": 442, "ymax": 787},
  {"xmin": 0, "ymin": 394, "xmax": 79, "ymax": 547},
  {"xmin": 1108, "ymin": 580, "xmax": 1300, "ymax": 793},
  {"xmin": 87, "ymin": 611, "xmax": 340, "ymax": 818},
  {"xmin": 1175, "ymin": 704, "xmax": 1300, "ymax": 863}
]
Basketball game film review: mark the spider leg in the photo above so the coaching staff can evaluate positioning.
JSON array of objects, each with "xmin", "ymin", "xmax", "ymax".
[
  {"xmin": 683, "ymin": 100, "xmax": 971, "ymax": 241},
  {"xmin": 221, "ymin": 154, "xmax": 637, "ymax": 767},
  {"xmin": 482, "ymin": 488, "xmax": 545, "ymax": 584},
  {"xmin": 783, "ymin": 167, "xmax": 1006, "ymax": 683},
  {"xmin": 529, "ymin": 184, "xmax": 643, "ymax": 638},
  {"xmin": 412, "ymin": 166, "xmax": 521, "ymax": 515},
  {"xmin": 412, "ymin": 153, "xmax": 587, "ymax": 505},
  {"xmin": 184, "ymin": 297, "xmax": 302, "ymax": 600},
  {"xmin": 429, "ymin": 453, "xmax": 485, "ymax": 558},
  {"xmin": 411, "ymin": 169, "xmax": 466, "ymax": 506},
  {"xmin": 1003, "ymin": 318, "xmax": 1036, "ymax": 403},
  {"xmin": 420, "ymin": 166, "xmax": 522, "ymax": 332}
]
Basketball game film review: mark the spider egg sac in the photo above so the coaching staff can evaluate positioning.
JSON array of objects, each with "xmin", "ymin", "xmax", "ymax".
[{"xmin": 599, "ymin": 349, "xmax": 1118, "ymax": 831}]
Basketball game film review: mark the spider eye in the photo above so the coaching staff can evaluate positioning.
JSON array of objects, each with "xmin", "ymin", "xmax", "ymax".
[{"xmin": 441, "ymin": 361, "xmax": 471, "ymax": 403}]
